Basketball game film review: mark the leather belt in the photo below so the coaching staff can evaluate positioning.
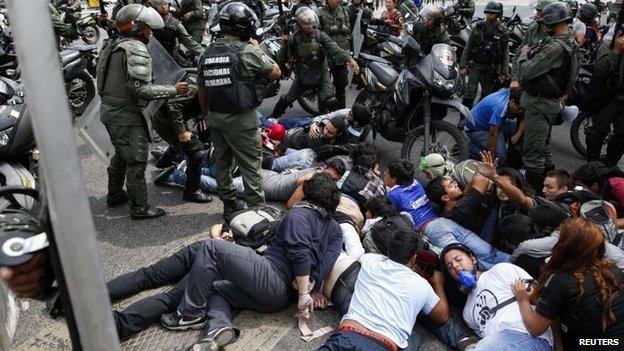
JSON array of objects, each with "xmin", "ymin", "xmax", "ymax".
[{"xmin": 338, "ymin": 320, "xmax": 398, "ymax": 351}]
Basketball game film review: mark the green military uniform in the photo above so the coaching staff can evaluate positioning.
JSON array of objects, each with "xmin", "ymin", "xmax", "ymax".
[
  {"xmin": 97, "ymin": 37, "xmax": 179, "ymax": 211},
  {"xmin": 152, "ymin": 13, "xmax": 204, "ymax": 67},
  {"xmin": 408, "ymin": 23, "xmax": 450, "ymax": 66},
  {"xmin": 454, "ymin": 0, "xmax": 475, "ymax": 20},
  {"xmin": 48, "ymin": 3, "xmax": 78, "ymax": 46},
  {"xmin": 518, "ymin": 33, "xmax": 579, "ymax": 188},
  {"xmin": 586, "ymin": 41, "xmax": 624, "ymax": 165},
  {"xmin": 460, "ymin": 19, "xmax": 509, "ymax": 106},
  {"xmin": 271, "ymin": 29, "xmax": 351, "ymax": 117},
  {"xmin": 317, "ymin": 5, "xmax": 351, "ymax": 108},
  {"xmin": 346, "ymin": 3, "xmax": 373, "ymax": 32},
  {"xmin": 178, "ymin": 0, "xmax": 206, "ymax": 44},
  {"xmin": 511, "ymin": 21, "xmax": 548, "ymax": 82},
  {"xmin": 199, "ymin": 37, "xmax": 275, "ymax": 206}
]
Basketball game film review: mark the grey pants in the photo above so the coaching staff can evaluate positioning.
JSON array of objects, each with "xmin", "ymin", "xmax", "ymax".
[{"xmin": 177, "ymin": 239, "xmax": 291, "ymax": 332}]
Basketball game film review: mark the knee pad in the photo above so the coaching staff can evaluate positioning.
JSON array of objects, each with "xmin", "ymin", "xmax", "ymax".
[{"xmin": 323, "ymin": 96, "xmax": 340, "ymax": 112}]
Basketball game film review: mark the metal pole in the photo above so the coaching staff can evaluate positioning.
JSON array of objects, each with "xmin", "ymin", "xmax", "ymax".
[{"xmin": 6, "ymin": 0, "xmax": 121, "ymax": 350}]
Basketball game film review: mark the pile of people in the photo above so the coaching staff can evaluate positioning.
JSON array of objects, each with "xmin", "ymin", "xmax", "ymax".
[{"xmin": 4, "ymin": 0, "xmax": 624, "ymax": 350}]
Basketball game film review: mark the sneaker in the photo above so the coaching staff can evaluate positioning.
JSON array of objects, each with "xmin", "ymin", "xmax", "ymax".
[
  {"xmin": 153, "ymin": 166, "xmax": 176, "ymax": 186},
  {"xmin": 106, "ymin": 191, "xmax": 129, "ymax": 208},
  {"xmin": 457, "ymin": 336, "xmax": 479, "ymax": 351},
  {"xmin": 160, "ymin": 310, "xmax": 206, "ymax": 331},
  {"xmin": 188, "ymin": 326, "xmax": 239, "ymax": 350}
]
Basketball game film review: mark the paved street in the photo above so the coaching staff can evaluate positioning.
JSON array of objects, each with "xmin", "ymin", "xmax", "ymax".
[{"xmin": 11, "ymin": 2, "xmax": 617, "ymax": 350}]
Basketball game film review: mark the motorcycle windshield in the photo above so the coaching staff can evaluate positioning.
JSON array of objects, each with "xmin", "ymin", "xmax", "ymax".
[
  {"xmin": 137, "ymin": 6, "xmax": 164, "ymax": 30},
  {"xmin": 430, "ymin": 43, "xmax": 457, "ymax": 80}
]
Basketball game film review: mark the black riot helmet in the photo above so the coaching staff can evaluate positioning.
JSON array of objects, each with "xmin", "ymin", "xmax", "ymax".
[
  {"xmin": 565, "ymin": 0, "xmax": 578, "ymax": 17},
  {"xmin": 539, "ymin": 2, "xmax": 573, "ymax": 27},
  {"xmin": 484, "ymin": 1, "xmax": 503, "ymax": 16},
  {"xmin": 579, "ymin": 3, "xmax": 598, "ymax": 22},
  {"xmin": 218, "ymin": 2, "xmax": 259, "ymax": 41}
]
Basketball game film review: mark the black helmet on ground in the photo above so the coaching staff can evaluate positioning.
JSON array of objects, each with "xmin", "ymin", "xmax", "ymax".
[
  {"xmin": 484, "ymin": 1, "xmax": 503, "ymax": 16},
  {"xmin": 218, "ymin": 2, "xmax": 259, "ymax": 40},
  {"xmin": 579, "ymin": 3, "xmax": 598, "ymax": 22},
  {"xmin": 539, "ymin": 2, "xmax": 573, "ymax": 27}
]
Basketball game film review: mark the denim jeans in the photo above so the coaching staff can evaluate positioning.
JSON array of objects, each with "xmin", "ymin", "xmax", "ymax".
[
  {"xmin": 407, "ymin": 314, "xmax": 471, "ymax": 350},
  {"xmin": 467, "ymin": 120, "xmax": 517, "ymax": 165},
  {"xmin": 278, "ymin": 117, "xmax": 313, "ymax": 130},
  {"xmin": 472, "ymin": 330, "xmax": 551, "ymax": 351},
  {"xmin": 171, "ymin": 168, "xmax": 245, "ymax": 197},
  {"xmin": 423, "ymin": 218, "xmax": 510, "ymax": 269},
  {"xmin": 271, "ymin": 148, "xmax": 316, "ymax": 172}
]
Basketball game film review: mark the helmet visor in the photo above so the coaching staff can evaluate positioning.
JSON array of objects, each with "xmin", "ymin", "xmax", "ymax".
[{"xmin": 137, "ymin": 6, "xmax": 165, "ymax": 29}]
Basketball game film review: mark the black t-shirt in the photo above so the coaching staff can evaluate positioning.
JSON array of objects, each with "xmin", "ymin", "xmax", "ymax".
[
  {"xmin": 514, "ymin": 254, "xmax": 545, "ymax": 279},
  {"xmin": 536, "ymin": 267, "xmax": 624, "ymax": 350},
  {"xmin": 445, "ymin": 188, "xmax": 487, "ymax": 234}
]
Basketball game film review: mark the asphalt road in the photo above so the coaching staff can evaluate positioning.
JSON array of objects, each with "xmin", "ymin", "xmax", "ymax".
[{"xmin": 13, "ymin": 2, "xmax": 617, "ymax": 351}]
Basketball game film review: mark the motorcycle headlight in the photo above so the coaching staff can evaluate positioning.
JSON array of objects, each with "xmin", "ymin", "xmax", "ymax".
[
  {"xmin": 0, "ymin": 127, "xmax": 12, "ymax": 147},
  {"xmin": 433, "ymin": 71, "xmax": 454, "ymax": 91}
]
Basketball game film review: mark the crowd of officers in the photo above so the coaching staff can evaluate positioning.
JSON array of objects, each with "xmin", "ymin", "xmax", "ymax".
[{"xmin": 45, "ymin": 0, "xmax": 617, "ymax": 221}]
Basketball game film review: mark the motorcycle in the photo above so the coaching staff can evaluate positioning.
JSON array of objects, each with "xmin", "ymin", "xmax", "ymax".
[
  {"xmin": 353, "ymin": 36, "xmax": 472, "ymax": 165},
  {"xmin": 0, "ymin": 77, "xmax": 37, "ymax": 210},
  {"xmin": 59, "ymin": 44, "xmax": 98, "ymax": 116},
  {"xmin": 75, "ymin": 9, "xmax": 101, "ymax": 45},
  {"xmin": 0, "ymin": 27, "xmax": 19, "ymax": 80},
  {"xmin": 444, "ymin": 5, "xmax": 471, "ymax": 59},
  {"xmin": 503, "ymin": 6, "xmax": 523, "ymax": 59}
]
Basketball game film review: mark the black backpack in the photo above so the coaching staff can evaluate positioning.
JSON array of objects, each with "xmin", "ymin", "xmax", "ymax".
[{"xmin": 223, "ymin": 205, "xmax": 284, "ymax": 249}]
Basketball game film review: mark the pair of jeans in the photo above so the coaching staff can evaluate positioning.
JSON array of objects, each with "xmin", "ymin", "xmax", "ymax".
[
  {"xmin": 318, "ymin": 331, "xmax": 389, "ymax": 351},
  {"xmin": 271, "ymin": 148, "xmax": 316, "ymax": 172},
  {"xmin": 467, "ymin": 120, "xmax": 517, "ymax": 165},
  {"xmin": 423, "ymin": 218, "xmax": 510, "ymax": 269},
  {"xmin": 472, "ymin": 330, "xmax": 551, "ymax": 351}
]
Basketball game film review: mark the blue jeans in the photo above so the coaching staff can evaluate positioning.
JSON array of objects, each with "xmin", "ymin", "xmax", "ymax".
[
  {"xmin": 319, "ymin": 331, "xmax": 388, "ymax": 351},
  {"xmin": 467, "ymin": 120, "xmax": 517, "ymax": 165},
  {"xmin": 171, "ymin": 168, "xmax": 245, "ymax": 197},
  {"xmin": 278, "ymin": 117, "xmax": 313, "ymax": 130},
  {"xmin": 272, "ymin": 148, "xmax": 316, "ymax": 172},
  {"xmin": 407, "ymin": 314, "xmax": 470, "ymax": 350},
  {"xmin": 473, "ymin": 330, "xmax": 551, "ymax": 351},
  {"xmin": 423, "ymin": 218, "xmax": 510, "ymax": 269}
]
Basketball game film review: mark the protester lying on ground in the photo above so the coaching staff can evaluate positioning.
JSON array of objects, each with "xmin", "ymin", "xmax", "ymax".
[
  {"xmin": 571, "ymin": 161, "xmax": 624, "ymax": 217},
  {"xmin": 385, "ymin": 159, "xmax": 509, "ymax": 268},
  {"xmin": 440, "ymin": 244, "xmax": 554, "ymax": 351},
  {"xmin": 318, "ymin": 231, "xmax": 449, "ymax": 351},
  {"xmin": 425, "ymin": 154, "xmax": 492, "ymax": 234},
  {"xmin": 512, "ymin": 218, "xmax": 624, "ymax": 351},
  {"xmin": 156, "ymin": 156, "xmax": 347, "ymax": 202},
  {"xmin": 465, "ymin": 88, "xmax": 524, "ymax": 165},
  {"xmin": 339, "ymin": 143, "xmax": 386, "ymax": 211},
  {"xmin": 106, "ymin": 173, "xmax": 343, "ymax": 350},
  {"xmin": 510, "ymin": 202, "xmax": 624, "ymax": 271},
  {"xmin": 496, "ymin": 214, "xmax": 550, "ymax": 278},
  {"xmin": 541, "ymin": 169, "xmax": 571, "ymax": 201},
  {"xmin": 284, "ymin": 116, "xmax": 346, "ymax": 151},
  {"xmin": 361, "ymin": 195, "xmax": 415, "ymax": 254}
]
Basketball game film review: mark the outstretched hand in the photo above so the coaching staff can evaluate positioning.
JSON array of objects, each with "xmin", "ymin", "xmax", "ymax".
[{"xmin": 479, "ymin": 151, "xmax": 498, "ymax": 168}]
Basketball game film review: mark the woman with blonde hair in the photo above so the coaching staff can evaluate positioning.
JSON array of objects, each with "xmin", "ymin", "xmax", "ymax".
[{"xmin": 512, "ymin": 217, "xmax": 624, "ymax": 350}]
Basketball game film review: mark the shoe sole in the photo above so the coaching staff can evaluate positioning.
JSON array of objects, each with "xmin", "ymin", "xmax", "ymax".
[
  {"xmin": 213, "ymin": 328, "xmax": 237, "ymax": 347},
  {"xmin": 162, "ymin": 320, "xmax": 207, "ymax": 331}
]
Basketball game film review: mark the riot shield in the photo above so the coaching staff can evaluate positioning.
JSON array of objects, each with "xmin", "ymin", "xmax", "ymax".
[
  {"xmin": 349, "ymin": 9, "xmax": 365, "ymax": 87},
  {"xmin": 75, "ymin": 37, "xmax": 186, "ymax": 162}
]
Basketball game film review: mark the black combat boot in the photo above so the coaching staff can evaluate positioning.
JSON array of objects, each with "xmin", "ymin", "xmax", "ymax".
[
  {"xmin": 107, "ymin": 191, "xmax": 129, "ymax": 207},
  {"xmin": 131, "ymin": 205, "xmax": 165, "ymax": 220},
  {"xmin": 183, "ymin": 191, "xmax": 213, "ymax": 203}
]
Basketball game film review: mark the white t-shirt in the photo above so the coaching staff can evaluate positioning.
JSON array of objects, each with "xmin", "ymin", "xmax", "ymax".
[
  {"xmin": 340, "ymin": 222, "xmax": 365, "ymax": 259},
  {"xmin": 463, "ymin": 263, "xmax": 554, "ymax": 346},
  {"xmin": 572, "ymin": 18, "xmax": 586, "ymax": 39},
  {"xmin": 341, "ymin": 254, "xmax": 440, "ymax": 348}
]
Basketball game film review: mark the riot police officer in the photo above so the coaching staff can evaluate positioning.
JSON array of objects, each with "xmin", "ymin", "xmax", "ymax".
[
  {"xmin": 198, "ymin": 2, "xmax": 281, "ymax": 216},
  {"xmin": 510, "ymin": 0, "xmax": 556, "ymax": 89},
  {"xmin": 459, "ymin": 1, "xmax": 509, "ymax": 109},
  {"xmin": 453, "ymin": 0, "xmax": 475, "ymax": 21},
  {"xmin": 518, "ymin": 2, "xmax": 579, "ymax": 191},
  {"xmin": 96, "ymin": 4, "xmax": 189, "ymax": 219},
  {"xmin": 585, "ymin": 10, "xmax": 624, "ymax": 166},
  {"xmin": 317, "ymin": 0, "xmax": 352, "ymax": 108},
  {"xmin": 48, "ymin": 2, "xmax": 79, "ymax": 47},
  {"xmin": 152, "ymin": 73, "xmax": 213, "ymax": 203},
  {"xmin": 150, "ymin": 0, "xmax": 204, "ymax": 67},
  {"xmin": 270, "ymin": 8, "xmax": 359, "ymax": 118},
  {"xmin": 346, "ymin": 0, "xmax": 373, "ymax": 32},
  {"xmin": 177, "ymin": 0, "xmax": 206, "ymax": 43},
  {"xmin": 217, "ymin": 0, "xmax": 265, "ymax": 27},
  {"xmin": 408, "ymin": 5, "xmax": 450, "ymax": 65}
]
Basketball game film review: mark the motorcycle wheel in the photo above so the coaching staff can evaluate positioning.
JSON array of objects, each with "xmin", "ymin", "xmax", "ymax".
[
  {"xmin": 66, "ymin": 71, "xmax": 95, "ymax": 116},
  {"xmin": 401, "ymin": 120, "xmax": 469, "ymax": 175},
  {"xmin": 570, "ymin": 112, "xmax": 610, "ymax": 158},
  {"xmin": 297, "ymin": 89, "xmax": 319, "ymax": 115},
  {"xmin": 81, "ymin": 25, "xmax": 100, "ymax": 45}
]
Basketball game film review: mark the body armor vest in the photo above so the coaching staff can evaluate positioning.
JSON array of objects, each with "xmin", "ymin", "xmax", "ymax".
[
  {"xmin": 292, "ymin": 30, "xmax": 325, "ymax": 89},
  {"xmin": 97, "ymin": 38, "xmax": 147, "ymax": 111},
  {"xmin": 201, "ymin": 42, "xmax": 264, "ymax": 113},
  {"xmin": 319, "ymin": 7, "xmax": 350, "ymax": 49},
  {"xmin": 152, "ymin": 16, "xmax": 180, "ymax": 56},
  {"xmin": 471, "ymin": 21, "xmax": 503, "ymax": 65},
  {"xmin": 524, "ymin": 37, "xmax": 579, "ymax": 99}
]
